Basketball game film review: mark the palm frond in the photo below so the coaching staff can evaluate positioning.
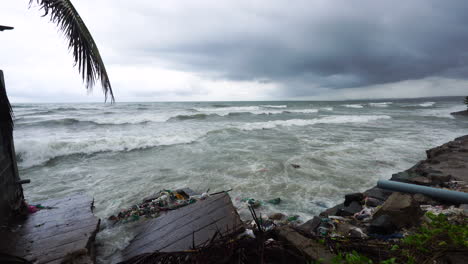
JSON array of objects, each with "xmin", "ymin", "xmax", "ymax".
[{"xmin": 30, "ymin": 0, "xmax": 114, "ymax": 102}]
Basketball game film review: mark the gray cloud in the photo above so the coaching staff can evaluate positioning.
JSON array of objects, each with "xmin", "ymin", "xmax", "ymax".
[
  {"xmin": 130, "ymin": 0, "xmax": 468, "ymax": 94},
  {"xmin": 2, "ymin": 0, "xmax": 468, "ymax": 102}
]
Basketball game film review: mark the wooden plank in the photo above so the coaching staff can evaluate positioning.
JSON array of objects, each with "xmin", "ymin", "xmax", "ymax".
[
  {"xmin": 122, "ymin": 193, "xmax": 244, "ymax": 261},
  {"xmin": 0, "ymin": 193, "xmax": 99, "ymax": 264},
  {"xmin": 134, "ymin": 193, "xmax": 227, "ymax": 237},
  {"xmin": 125, "ymin": 194, "xmax": 230, "ymax": 251}
]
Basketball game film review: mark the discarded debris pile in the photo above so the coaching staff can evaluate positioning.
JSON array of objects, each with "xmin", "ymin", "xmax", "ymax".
[
  {"xmin": 120, "ymin": 205, "xmax": 309, "ymax": 264},
  {"xmin": 108, "ymin": 189, "xmax": 196, "ymax": 224}
]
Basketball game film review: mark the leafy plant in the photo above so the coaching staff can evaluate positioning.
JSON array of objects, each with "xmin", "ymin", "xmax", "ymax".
[
  {"xmin": 402, "ymin": 212, "xmax": 468, "ymax": 252},
  {"xmin": 464, "ymin": 96, "xmax": 468, "ymax": 108}
]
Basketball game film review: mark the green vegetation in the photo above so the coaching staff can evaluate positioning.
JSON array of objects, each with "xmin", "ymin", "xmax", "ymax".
[
  {"xmin": 325, "ymin": 212, "xmax": 467, "ymax": 264},
  {"xmin": 401, "ymin": 212, "xmax": 467, "ymax": 259},
  {"xmin": 464, "ymin": 96, "xmax": 468, "ymax": 108}
]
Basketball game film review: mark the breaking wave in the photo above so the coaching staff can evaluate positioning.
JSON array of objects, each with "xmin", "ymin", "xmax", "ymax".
[
  {"xmin": 260, "ymin": 105, "xmax": 288, "ymax": 108},
  {"xmin": 342, "ymin": 104, "xmax": 364, "ymax": 108},
  {"xmin": 369, "ymin": 102, "xmax": 393, "ymax": 107},
  {"xmin": 240, "ymin": 115, "xmax": 391, "ymax": 130},
  {"xmin": 15, "ymin": 132, "xmax": 204, "ymax": 169},
  {"xmin": 284, "ymin": 109, "xmax": 319, "ymax": 114},
  {"xmin": 419, "ymin": 102, "xmax": 435, "ymax": 107}
]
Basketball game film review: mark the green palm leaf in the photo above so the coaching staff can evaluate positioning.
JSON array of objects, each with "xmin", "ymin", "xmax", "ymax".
[{"xmin": 30, "ymin": 0, "xmax": 114, "ymax": 102}]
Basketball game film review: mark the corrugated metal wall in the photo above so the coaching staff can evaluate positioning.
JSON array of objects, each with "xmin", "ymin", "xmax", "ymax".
[{"xmin": 0, "ymin": 70, "xmax": 24, "ymax": 225}]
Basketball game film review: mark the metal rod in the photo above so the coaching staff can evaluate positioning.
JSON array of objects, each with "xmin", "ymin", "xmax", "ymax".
[{"xmin": 377, "ymin": 180, "xmax": 468, "ymax": 204}]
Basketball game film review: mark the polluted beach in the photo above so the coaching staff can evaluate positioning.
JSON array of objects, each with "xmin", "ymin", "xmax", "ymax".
[{"xmin": 2, "ymin": 1, "xmax": 468, "ymax": 264}]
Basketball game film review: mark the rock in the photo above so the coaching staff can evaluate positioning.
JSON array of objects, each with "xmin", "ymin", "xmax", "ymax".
[
  {"xmin": 363, "ymin": 187, "xmax": 393, "ymax": 201},
  {"xmin": 391, "ymin": 171, "xmax": 421, "ymax": 183},
  {"xmin": 268, "ymin": 212, "xmax": 285, "ymax": 220},
  {"xmin": 278, "ymin": 226, "xmax": 336, "ymax": 263},
  {"xmin": 344, "ymin": 193, "xmax": 364, "ymax": 206},
  {"xmin": 364, "ymin": 197, "xmax": 384, "ymax": 207},
  {"xmin": 297, "ymin": 216, "xmax": 321, "ymax": 235},
  {"xmin": 430, "ymin": 174, "xmax": 451, "ymax": 185},
  {"xmin": 373, "ymin": 192, "xmax": 423, "ymax": 229},
  {"xmin": 413, "ymin": 193, "xmax": 438, "ymax": 205},
  {"xmin": 369, "ymin": 215, "xmax": 397, "ymax": 234},
  {"xmin": 450, "ymin": 110, "xmax": 468, "ymax": 117},
  {"xmin": 408, "ymin": 176, "xmax": 432, "ymax": 186},
  {"xmin": 337, "ymin": 201, "xmax": 362, "ymax": 217},
  {"xmin": 319, "ymin": 203, "xmax": 344, "ymax": 217}
]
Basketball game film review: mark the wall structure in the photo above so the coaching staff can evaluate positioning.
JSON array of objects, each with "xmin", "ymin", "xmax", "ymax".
[{"xmin": 0, "ymin": 70, "xmax": 25, "ymax": 225}]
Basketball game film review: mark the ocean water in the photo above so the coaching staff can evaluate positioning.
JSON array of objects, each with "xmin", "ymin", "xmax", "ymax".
[{"xmin": 12, "ymin": 97, "xmax": 468, "ymax": 262}]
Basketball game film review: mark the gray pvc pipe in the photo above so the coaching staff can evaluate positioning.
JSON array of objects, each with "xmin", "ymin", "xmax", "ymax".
[{"xmin": 377, "ymin": 180, "xmax": 468, "ymax": 204}]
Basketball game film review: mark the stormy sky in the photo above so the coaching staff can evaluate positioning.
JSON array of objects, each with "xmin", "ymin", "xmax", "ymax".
[{"xmin": 1, "ymin": 0, "xmax": 468, "ymax": 102}]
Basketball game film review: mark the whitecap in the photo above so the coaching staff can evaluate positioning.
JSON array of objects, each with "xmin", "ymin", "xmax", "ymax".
[
  {"xmin": 342, "ymin": 104, "xmax": 364, "ymax": 108},
  {"xmin": 419, "ymin": 102, "xmax": 435, "ymax": 107},
  {"xmin": 240, "ymin": 115, "xmax": 391, "ymax": 130},
  {"xmin": 260, "ymin": 105, "xmax": 287, "ymax": 108},
  {"xmin": 369, "ymin": 102, "xmax": 393, "ymax": 107}
]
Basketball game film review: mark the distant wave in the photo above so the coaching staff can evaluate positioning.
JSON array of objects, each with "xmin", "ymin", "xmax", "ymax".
[
  {"xmin": 260, "ymin": 105, "xmax": 287, "ymax": 108},
  {"xmin": 342, "ymin": 104, "xmax": 364, "ymax": 108},
  {"xmin": 284, "ymin": 109, "xmax": 319, "ymax": 114},
  {"xmin": 320, "ymin": 107, "xmax": 334, "ymax": 111},
  {"xmin": 369, "ymin": 102, "xmax": 392, "ymax": 107},
  {"xmin": 240, "ymin": 115, "xmax": 391, "ymax": 130},
  {"xmin": 171, "ymin": 113, "xmax": 213, "ymax": 120},
  {"xmin": 419, "ymin": 102, "xmax": 435, "ymax": 107},
  {"xmin": 16, "ymin": 117, "xmax": 153, "ymax": 128}
]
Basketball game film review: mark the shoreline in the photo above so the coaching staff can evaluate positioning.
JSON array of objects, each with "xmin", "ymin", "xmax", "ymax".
[{"xmin": 284, "ymin": 135, "xmax": 468, "ymax": 263}]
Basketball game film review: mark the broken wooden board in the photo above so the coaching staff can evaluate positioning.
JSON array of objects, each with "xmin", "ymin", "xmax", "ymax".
[
  {"xmin": 0, "ymin": 193, "xmax": 100, "ymax": 264},
  {"xmin": 121, "ymin": 193, "xmax": 244, "ymax": 261}
]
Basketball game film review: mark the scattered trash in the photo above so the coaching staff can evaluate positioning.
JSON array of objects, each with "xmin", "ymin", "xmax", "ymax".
[
  {"xmin": 238, "ymin": 229, "xmax": 256, "ymax": 239},
  {"xmin": 291, "ymin": 164, "xmax": 301, "ymax": 169},
  {"xmin": 266, "ymin": 198, "xmax": 281, "ymax": 205},
  {"xmin": 287, "ymin": 215, "xmax": 299, "ymax": 222},
  {"xmin": 354, "ymin": 206, "xmax": 374, "ymax": 221},
  {"xmin": 109, "ymin": 189, "xmax": 196, "ymax": 224},
  {"xmin": 27, "ymin": 203, "xmax": 56, "ymax": 214}
]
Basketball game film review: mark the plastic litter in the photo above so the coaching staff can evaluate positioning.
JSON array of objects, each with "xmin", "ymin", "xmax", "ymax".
[
  {"xmin": 266, "ymin": 198, "xmax": 281, "ymax": 205},
  {"xmin": 354, "ymin": 207, "xmax": 374, "ymax": 221},
  {"xmin": 238, "ymin": 229, "xmax": 256, "ymax": 239},
  {"xmin": 109, "ymin": 189, "xmax": 195, "ymax": 224}
]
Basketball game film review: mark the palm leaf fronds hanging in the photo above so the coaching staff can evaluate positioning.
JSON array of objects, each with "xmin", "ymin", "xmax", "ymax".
[{"xmin": 30, "ymin": 0, "xmax": 114, "ymax": 102}]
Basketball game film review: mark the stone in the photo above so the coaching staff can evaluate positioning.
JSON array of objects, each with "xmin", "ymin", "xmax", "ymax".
[
  {"xmin": 269, "ymin": 212, "xmax": 285, "ymax": 220},
  {"xmin": 429, "ymin": 174, "xmax": 451, "ymax": 185},
  {"xmin": 363, "ymin": 187, "xmax": 393, "ymax": 201},
  {"xmin": 373, "ymin": 192, "xmax": 423, "ymax": 229},
  {"xmin": 278, "ymin": 226, "xmax": 336, "ymax": 263},
  {"xmin": 319, "ymin": 203, "xmax": 344, "ymax": 217},
  {"xmin": 337, "ymin": 201, "xmax": 362, "ymax": 217},
  {"xmin": 413, "ymin": 193, "xmax": 438, "ymax": 205},
  {"xmin": 391, "ymin": 171, "xmax": 421, "ymax": 183},
  {"xmin": 408, "ymin": 176, "xmax": 432, "ymax": 186},
  {"xmin": 297, "ymin": 216, "xmax": 321, "ymax": 235},
  {"xmin": 344, "ymin": 193, "xmax": 364, "ymax": 206},
  {"xmin": 364, "ymin": 197, "xmax": 384, "ymax": 207},
  {"xmin": 369, "ymin": 215, "xmax": 397, "ymax": 234}
]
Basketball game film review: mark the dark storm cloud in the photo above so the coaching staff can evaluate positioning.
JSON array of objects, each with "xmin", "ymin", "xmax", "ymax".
[{"xmin": 137, "ymin": 0, "xmax": 468, "ymax": 93}]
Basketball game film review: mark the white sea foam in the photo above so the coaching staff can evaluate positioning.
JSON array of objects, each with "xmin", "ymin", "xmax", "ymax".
[
  {"xmin": 240, "ymin": 115, "xmax": 391, "ymax": 130},
  {"xmin": 419, "ymin": 102, "xmax": 435, "ymax": 107},
  {"xmin": 260, "ymin": 105, "xmax": 287, "ymax": 108},
  {"xmin": 320, "ymin": 107, "xmax": 334, "ymax": 111},
  {"xmin": 369, "ymin": 102, "xmax": 393, "ymax": 107},
  {"xmin": 285, "ymin": 109, "xmax": 319, "ymax": 114},
  {"xmin": 343, "ymin": 104, "xmax": 364, "ymax": 108},
  {"xmin": 15, "ymin": 129, "xmax": 206, "ymax": 168}
]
